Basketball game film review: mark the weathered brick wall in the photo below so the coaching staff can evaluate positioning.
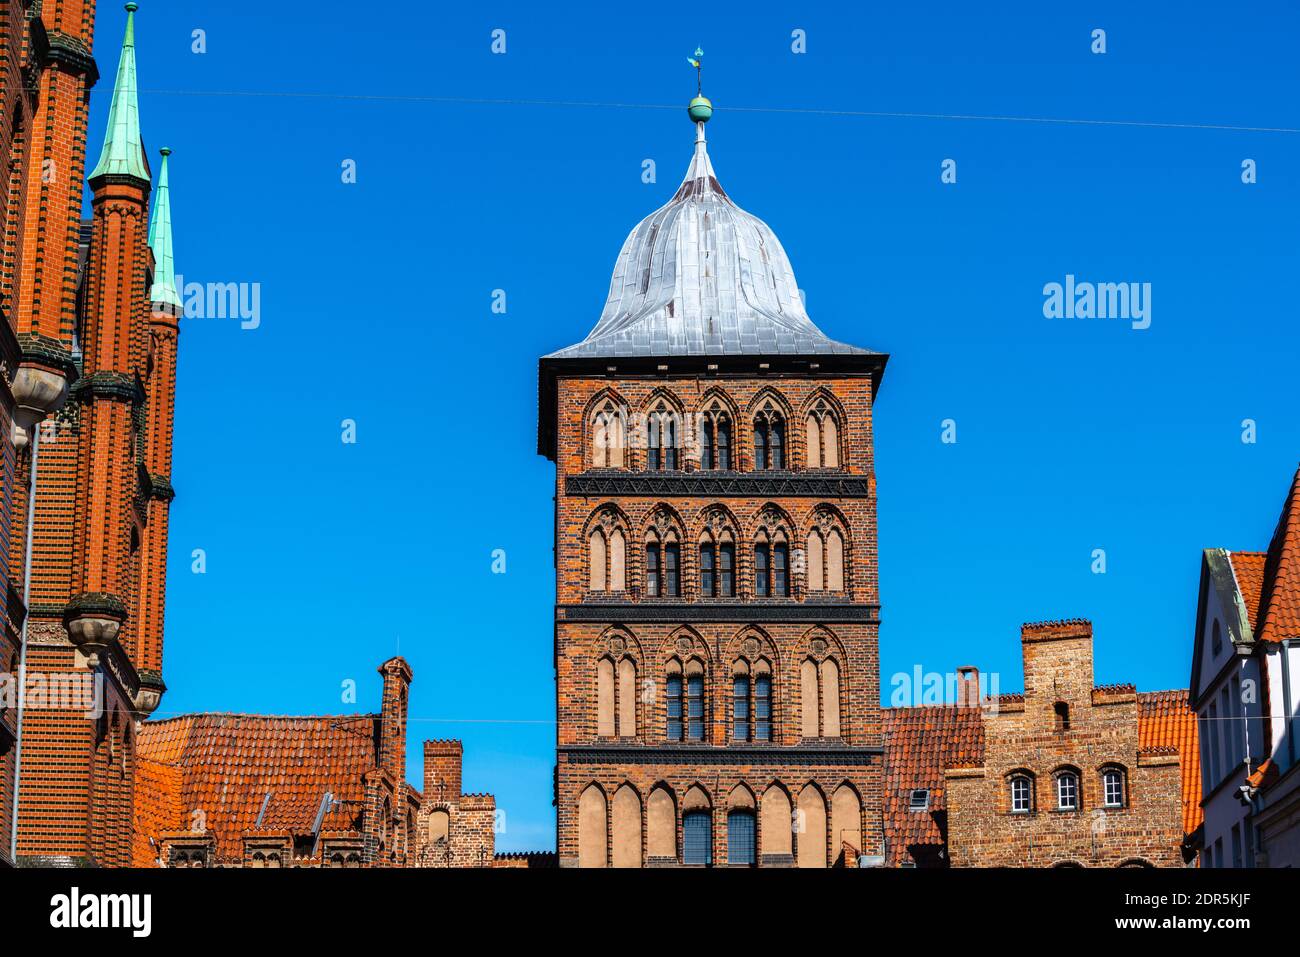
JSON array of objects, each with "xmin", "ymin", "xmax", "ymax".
[
  {"xmin": 423, "ymin": 739, "xmax": 462, "ymax": 801},
  {"xmin": 552, "ymin": 373, "xmax": 883, "ymax": 866},
  {"xmin": 0, "ymin": 0, "xmax": 96, "ymax": 867},
  {"xmin": 416, "ymin": 741, "xmax": 497, "ymax": 867},
  {"xmin": 417, "ymin": 795, "xmax": 497, "ymax": 868},
  {"xmin": 945, "ymin": 621, "xmax": 1186, "ymax": 867},
  {"xmin": 14, "ymin": 627, "xmax": 93, "ymax": 862},
  {"xmin": 9, "ymin": 0, "xmax": 97, "ymax": 347}
]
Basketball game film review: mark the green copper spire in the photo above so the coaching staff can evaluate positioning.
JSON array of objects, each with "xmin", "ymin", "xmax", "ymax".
[
  {"xmin": 148, "ymin": 148, "xmax": 180, "ymax": 308},
  {"xmin": 89, "ymin": 3, "xmax": 149, "ymax": 182}
]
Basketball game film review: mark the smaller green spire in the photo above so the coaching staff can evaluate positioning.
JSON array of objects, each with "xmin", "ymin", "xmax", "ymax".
[
  {"xmin": 89, "ymin": 3, "xmax": 149, "ymax": 183},
  {"xmin": 148, "ymin": 148, "xmax": 181, "ymax": 309}
]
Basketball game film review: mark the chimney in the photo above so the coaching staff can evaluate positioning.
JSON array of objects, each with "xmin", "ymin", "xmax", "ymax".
[
  {"xmin": 423, "ymin": 740, "xmax": 464, "ymax": 801},
  {"xmin": 956, "ymin": 665, "xmax": 980, "ymax": 708},
  {"xmin": 377, "ymin": 657, "xmax": 413, "ymax": 784}
]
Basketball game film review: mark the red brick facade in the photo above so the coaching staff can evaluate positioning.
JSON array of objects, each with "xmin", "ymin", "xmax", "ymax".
[
  {"xmin": 544, "ymin": 373, "xmax": 885, "ymax": 867},
  {"xmin": 935, "ymin": 621, "xmax": 1193, "ymax": 867},
  {"xmin": 0, "ymin": 2, "xmax": 183, "ymax": 867},
  {"xmin": 0, "ymin": 0, "xmax": 100, "ymax": 868}
]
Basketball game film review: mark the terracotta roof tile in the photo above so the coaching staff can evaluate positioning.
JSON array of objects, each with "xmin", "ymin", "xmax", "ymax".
[
  {"xmin": 882, "ymin": 706, "xmax": 984, "ymax": 866},
  {"xmin": 1137, "ymin": 690, "xmax": 1202, "ymax": 835},
  {"xmin": 1256, "ymin": 466, "xmax": 1300, "ymax": 644},
  {"xmin": 132, "ymin": 756, "xmax": 186, "ymax": 866},
  {"xmin": 1229, "ymin": 551, "xmax": 1268, "ymax": 634},
  {"xmin": 132, "ymin": 712, "xmax": 381, "ymax": 864}
]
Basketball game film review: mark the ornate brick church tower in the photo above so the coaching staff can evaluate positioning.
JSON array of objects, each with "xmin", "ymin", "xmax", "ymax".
[
  {"xmin": 5, "ymin": 3, "xmax": 184, "ymax": 866},
  {"xmin": 538, "ymin": 89, "xmax": 888, "ymax": 867}
]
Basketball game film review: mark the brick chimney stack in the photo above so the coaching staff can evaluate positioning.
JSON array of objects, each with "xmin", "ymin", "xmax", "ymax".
[
  {"xmin": 377, "ymin": 657, "xmax": 412, "ymax": 785},
  {"xmin": 423, "ymin": 740, "xmax": 463, "ymax": 802},
  {"xmin": 956, "ymin": 665, "xmax": 981, "ymax": 708}
]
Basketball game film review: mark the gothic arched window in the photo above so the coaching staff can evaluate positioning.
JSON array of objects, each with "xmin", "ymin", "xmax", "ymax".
[
  {"xmin": 647, "ymin": 402, "xmax": 680, "ymax": 471},
  {"xmin": 752, "ymin": 402, "xmax": 785, "ymax": 470},
  {"xmin": 726, "ymin": 788, "xmax": 757, "ymax": 867},
  {"xmin": 645, "ymin": 527, "xmax": 679, "ymax": 598},
  {"xmin": 732, "ymin": 663, "xmax": 750, "ymax": 741},
  {"xmin": 698, "ymin": 529, "xmax": 736, "ymax": 598},
  {"xmin": 754, "ymin": 666, "xmax": 772, "ymax": 741},
  {"xmin": 731, "ymin": 658, "xmax": 773, "ymax": 742},
  {"xmin": 699, "ymin": 402, "xmax": 733, "ymax": 470},
  {"xmin": 800, "ymin": 647, "xmax": 841, "ymax": 739},
  {"xmin": 753, "ymin": 530, "xmax": 789, "ymax": 598},
  {"xmin": 806, "ymin": 515, "xmax": 847, "ymax": 593},
  {"xmin": 804, "ymin": 398, "xmax": 841, "ymax": 468},
  {"xmin": 666, "ymin": 658, "xmax": 706, "ymax": 742},
  {"xmin": 587, "ymin": 514, "xmax": 627, "ymax": 593},
  {"xmin": 591, "ymin": 400, "xmax": 626, "ymax": 468}
]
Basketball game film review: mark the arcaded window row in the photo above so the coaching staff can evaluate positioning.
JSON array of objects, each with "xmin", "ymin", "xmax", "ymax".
[
  {"xmin": 591, "ymin": 628, "xmax": 845, "ymax": 744},
  {"xmin": 586, "ymin": 504, "xmax": 849, "ymax": 598},
  {"xmin": 576, "ymin": 780, "xmax": 864, "ymax": 868},
  {"xmin": 589, "ymin": 389, "xmax": 846, "ymax": 471}
]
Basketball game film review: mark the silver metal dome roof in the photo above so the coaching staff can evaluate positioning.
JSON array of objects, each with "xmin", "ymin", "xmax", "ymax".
[{"xmin": 546, "ymin": 122, "xmax": 875, "ymax": 359}]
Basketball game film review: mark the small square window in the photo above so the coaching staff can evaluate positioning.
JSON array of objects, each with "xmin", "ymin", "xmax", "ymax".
[{"xmin": 908, "ymin": 789, "xmax": 930, "ymax": 812}]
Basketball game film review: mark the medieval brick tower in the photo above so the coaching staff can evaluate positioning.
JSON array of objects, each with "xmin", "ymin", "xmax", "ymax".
[
  {"xmin": 539, "ymin": 92, "xmax": 888, "ymax": 867},
  {"xmin": 3, "ymin": 3, "xmax": 183, "ymax": 866}
]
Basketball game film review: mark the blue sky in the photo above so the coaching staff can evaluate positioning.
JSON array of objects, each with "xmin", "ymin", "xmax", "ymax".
[{"xmin": 99, "ymin": 1, "xmax": 1299, "ymax": 850}]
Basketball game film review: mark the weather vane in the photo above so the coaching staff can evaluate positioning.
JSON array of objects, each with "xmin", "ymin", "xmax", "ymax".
[
  {"xmin": 686, "ymin": 47, "xmax": 713, "ymax": 124},
  {"xmin": 687, "ymin": 46, "xmax": 704, "ymax": 95}
]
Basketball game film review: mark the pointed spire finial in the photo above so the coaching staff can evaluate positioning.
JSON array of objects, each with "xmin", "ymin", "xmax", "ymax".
[
  {"xmin": 89, "ymin": 3, "xmax": 149, "ymax": 183},
  {"xmin": 687, "ymin": 46, "xmax": 712, "ymax": 125},
  {"xmin": 148, "ymin": 147, "xmax": 181, "ymax": 310}
]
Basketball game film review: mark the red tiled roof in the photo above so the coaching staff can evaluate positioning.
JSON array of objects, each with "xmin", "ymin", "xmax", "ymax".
[
  {"xmin": 132, "ymin": 755, "xmax": 185, "ymax": 867},
  {"xmin": 1229, "ymin": 551, "xmax": 1268, "ymax": 634},
  {"xmin": 1256, "ymin": 466, "xmax": 1300, "ymax": 644},
  {"xmin": 882, "ymin": 706, "xmax": 983, "ymax": 866},
  {"xmin": 1137, "ymin": 690, "xmax": 1202, "ymax": 835},
  {"xmin": 884, "ymin": 690, "xmax": 1202, "ymax": 865},
  {"xmin": 132, "ymin": 712, "xmax": 381, "ymax": 865}
]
